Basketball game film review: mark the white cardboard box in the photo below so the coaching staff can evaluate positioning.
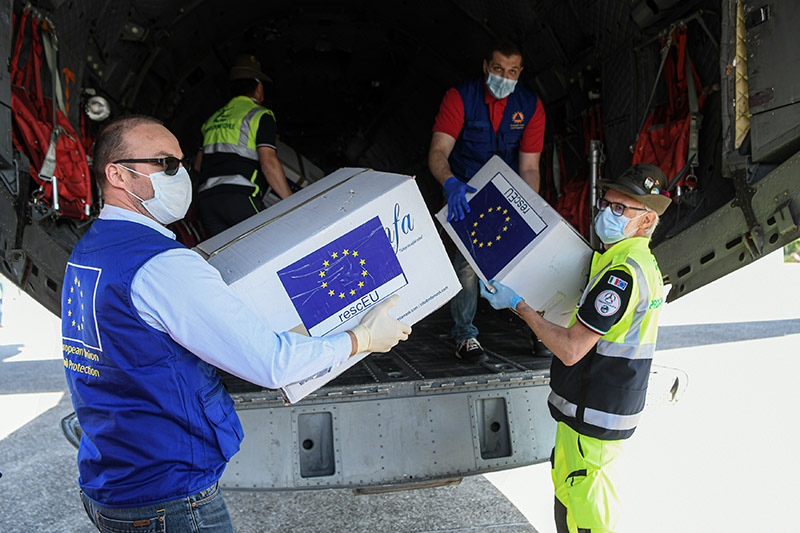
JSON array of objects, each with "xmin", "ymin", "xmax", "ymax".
[
  {"xmin": 195, "ymin": 168, "xmax": 460, "ymax": 403},
  {"xmin": 435, "ymin": 156, "xmax": 593, "ymax": 327}
]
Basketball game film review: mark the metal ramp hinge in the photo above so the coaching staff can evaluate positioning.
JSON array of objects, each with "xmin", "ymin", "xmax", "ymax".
[
  {"xmin": 316, "ymin": 386, "xmax": 389, "ymax": 399},
  {"xmin": 772, "ymin": 191, "xmax": 798, "ymax": 237},
  {"xmin": 417, "ymin": 373, "xmax": 549, "ymax": 393},
  {"xmin": 731, "ymin": 168, "xmax": 763, "ymax": 258}
]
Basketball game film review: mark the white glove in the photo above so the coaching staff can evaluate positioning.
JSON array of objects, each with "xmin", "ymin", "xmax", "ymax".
[{"xmin": 350, "ymin": 294, "xmax": 412, "ymax": 353}]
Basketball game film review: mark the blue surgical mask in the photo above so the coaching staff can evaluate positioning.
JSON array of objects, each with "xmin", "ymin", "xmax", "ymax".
[
  {"xmin": 594, "ymin": 207, "xmax": 645, "ymax": 244},
  {"xmin": 485, "ymin": 72, "xmax": 517, "ymax": 99}
]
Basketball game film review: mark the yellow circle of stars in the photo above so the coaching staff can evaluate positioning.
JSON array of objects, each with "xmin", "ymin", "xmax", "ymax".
[
  {"xmin": 320, "ymin": 248, "xmax": 369, "ymax": 297},
  {"xmin": 68, "ymin": 275, "xmax": 87, "ymax": 332},
  {"xmin": 471, "ymin": 205, "xmax": 510, "ymax": 248}
]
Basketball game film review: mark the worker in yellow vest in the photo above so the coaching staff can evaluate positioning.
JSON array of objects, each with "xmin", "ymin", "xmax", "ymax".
[
  {"xmin": 194, "ymin": 54, "xmax": 292, "ymax": 237},
  {"xmin": 480, "ymin": 163, "xmax": 671, "ymax": 533}
]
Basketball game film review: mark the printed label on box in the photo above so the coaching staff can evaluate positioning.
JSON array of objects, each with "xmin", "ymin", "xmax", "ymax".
[
  {"xmin": 277, "ymin": 216, "xmax": 408, "ymax": 337},
  {"xmin": 449, "ymin": 172, "xmax": 547, "ymax": 279}
]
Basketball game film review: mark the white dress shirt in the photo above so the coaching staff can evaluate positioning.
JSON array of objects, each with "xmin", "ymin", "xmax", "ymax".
[{"xmin": 99, "ymin": 205, "xmax": 352, "ymax": 389}]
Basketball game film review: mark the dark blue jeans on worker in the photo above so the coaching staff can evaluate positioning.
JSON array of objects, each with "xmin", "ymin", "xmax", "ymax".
[
  {"xmin": 80, "ymin": 481, "xmax": 234, "ymax": 532},
  {"xmin": 450, "ymin": 248, "xmax": 480, "ymax": 342}
]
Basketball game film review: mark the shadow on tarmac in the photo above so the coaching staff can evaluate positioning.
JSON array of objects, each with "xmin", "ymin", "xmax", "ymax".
[
  {"xmin": 657, "ymin": 318, "xmax": 800, "ymax": 351},
  {"xmin": 0, "ymin": 344, "xmax": 24, "ymax": 358}
]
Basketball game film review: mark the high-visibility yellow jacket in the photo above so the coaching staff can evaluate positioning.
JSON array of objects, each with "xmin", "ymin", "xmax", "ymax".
[
  {"xmin": 200, "ymin": 95, "xmax": 276, "ymax": 196},
  {"xmin": 548, "ymin": 237, "xmax": 664, "ymax": 440}
]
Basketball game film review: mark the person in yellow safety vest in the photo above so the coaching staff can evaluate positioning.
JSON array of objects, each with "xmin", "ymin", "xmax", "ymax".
[
  {"xmin": 194, "ymin": 54, "xmax": 293, "ymax": 237},
  {"xmin": 479, "ymin": 163, "xmax": 672, "ymax": 533}
]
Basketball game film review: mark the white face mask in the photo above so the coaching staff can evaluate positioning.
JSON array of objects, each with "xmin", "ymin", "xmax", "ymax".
[
  {"xmin": 485, "ymin": 72, "xmax": 518, "ymax": 99},
  {"xmin": 122, "ymin": 165, "xmax": 192, "ymax": 225}
]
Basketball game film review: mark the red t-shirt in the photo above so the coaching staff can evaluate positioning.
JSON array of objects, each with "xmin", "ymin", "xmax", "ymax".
[{"xmin": 432, "ymin": 84, "xmax": 546, "ymax": 153}]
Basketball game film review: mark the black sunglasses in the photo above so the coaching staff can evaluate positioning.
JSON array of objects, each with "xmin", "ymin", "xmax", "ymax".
[
  {"xmin": 114, "ymin": 157, "xmax": 190, "ymax": 176},
  {"xmin": 597, "ymin": 197, "xmax": 649, "ymax": 217}
]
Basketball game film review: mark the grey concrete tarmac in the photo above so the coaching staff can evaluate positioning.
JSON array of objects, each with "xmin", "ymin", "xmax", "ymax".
[
  {"xmin": 0, "ymin": 280, "xmax": 536, "ymax": 533},
  {"xmin": 4, "ymin": 249, "xmax": 800, "ymax": 533},
  {"xmin": 485, "ymin": 250, "xmax": 800, "ymax": 533}
]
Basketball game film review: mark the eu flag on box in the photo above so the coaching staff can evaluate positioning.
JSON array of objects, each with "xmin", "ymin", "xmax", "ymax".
[
  {"xmin": 62, "ymin": 263, "xmax": 102, "ymax": 350},
  {"xmin": 450, "ymin": 180, "xmax": 539, "ymax": 280},
  {"xmin": 278, "ymin": 216, "xmax": 407, "ymax": 336}
]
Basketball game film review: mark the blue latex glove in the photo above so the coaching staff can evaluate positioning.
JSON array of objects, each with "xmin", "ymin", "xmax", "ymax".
[
  {"xmin": 443, "ymin": 176, "xmax": 477, "ymax": 221},
  {"xmin": 479, "ymin": 279, "xmax": 523, "ymax": 311}
]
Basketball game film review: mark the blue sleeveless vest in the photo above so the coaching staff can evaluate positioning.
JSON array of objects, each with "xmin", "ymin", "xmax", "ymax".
[
  {"xmin": 62, "ymin": 219, "xmax": 243, "ymax": 507},
  {"xmin": 449, "ymin": 76, "xmax": 539, "ymax": 180}
]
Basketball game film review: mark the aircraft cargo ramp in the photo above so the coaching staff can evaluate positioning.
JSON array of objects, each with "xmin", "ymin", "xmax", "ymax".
[{"xmin": 221, "ymin": 303, "xmax": 553, "ymax": 396}]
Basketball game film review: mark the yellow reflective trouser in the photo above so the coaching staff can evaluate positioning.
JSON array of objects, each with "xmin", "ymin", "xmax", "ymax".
[{"xmin": 551, "ymin": 422, "xmax": 624, "ymax": 533}]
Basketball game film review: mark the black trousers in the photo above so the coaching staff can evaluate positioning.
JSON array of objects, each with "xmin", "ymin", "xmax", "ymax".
[{"xmin": 195, "ymin": 187, "xmax": 260, "ymax": 238}]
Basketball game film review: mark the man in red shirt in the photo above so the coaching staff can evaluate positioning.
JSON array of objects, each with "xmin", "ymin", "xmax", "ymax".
[{"xmin": 428, "ymin": 38, "xmax": 546, "ymax": 362}]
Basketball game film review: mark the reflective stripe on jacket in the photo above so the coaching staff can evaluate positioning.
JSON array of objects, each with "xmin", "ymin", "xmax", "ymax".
[
  {"xmin": 201, "ymin": 95, "xmax": 272, "ymax": 160},
  {"xmin": 200, "ymin": 96, "xmax": 275, "ymax": 195},
  {"xmin": 548, "ymin": 237, "xmax": 664, "ymax": 440}
]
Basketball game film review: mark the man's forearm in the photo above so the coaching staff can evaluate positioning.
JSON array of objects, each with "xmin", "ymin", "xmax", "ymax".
[
  {"xmin": 518, "ymin": 151, "xmax": 542, "ymax": 193},
  {"xmin": 429, "ymin": 148, "xmax": 455, "ymax": 187},
  {"xmin": 262, "ymin": 160, "xmax": 292, "ymax": 199},
  {"xmin": 515, "ymin": 301, "xmax": 590, "ymax": 366},
  {"xmin": 519, "ymin": 168, "xmax": 540, "ymax": 193}
]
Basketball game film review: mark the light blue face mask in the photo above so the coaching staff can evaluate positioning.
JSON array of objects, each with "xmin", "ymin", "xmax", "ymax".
[
  {"xmin": 485, "ymin": 72, "xmax": 518, "ymax": 99},
  {"xmin": 594, "ymin": 207, "xmax": 645, "ymax": 244}
]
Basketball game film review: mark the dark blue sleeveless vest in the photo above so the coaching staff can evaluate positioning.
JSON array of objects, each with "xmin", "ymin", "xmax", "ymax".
[
  {"xmin": 62, "ymin": 219, "xmax": 243, "ymax": 507},
  {"xmin": 449, "ymin": 76, "xmax": 539, "ymax": 180}
]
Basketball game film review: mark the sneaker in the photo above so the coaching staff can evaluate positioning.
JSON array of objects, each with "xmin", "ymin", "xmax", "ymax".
[{"xmin": 455, "ymin": 338, "xmax": 488, "ymax": 363}]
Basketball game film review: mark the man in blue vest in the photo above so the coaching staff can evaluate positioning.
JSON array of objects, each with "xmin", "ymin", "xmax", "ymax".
[
  {"xmin": 63, "ymin": 115, "xmax": 411, "ymax": 532},
  {"xmin": 479, "ymin": 164, "xmax": 671, "ymax": 533},
  {"xmin": 194, "ymin": 54, "xmax": 293, "ymax": 237},
  {"xmin": 428, "ymin": 38, "xmax": 546, "ymax": 362}
]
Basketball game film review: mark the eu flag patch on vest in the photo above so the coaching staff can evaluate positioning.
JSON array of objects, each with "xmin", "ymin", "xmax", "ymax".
[
  {"xmin": 278, "ymin": 216, "xmax": 407, "ymax": 336},
  {"xmin": 607, "ymin": 275, "xmax": 628, "ymax": 290},
  {"xmin": 63, "ymin": 263, "xmax": 102, "ymax": 351},
  {"xmin": 449, "ymin": 179, "xmax": 541, "ymax": 279}
]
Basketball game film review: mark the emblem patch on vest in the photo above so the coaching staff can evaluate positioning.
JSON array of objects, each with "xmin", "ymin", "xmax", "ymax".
[
  {"xmin": 510, "ymin": 111, "xmax": 525, "ymax": 130},
  {"xmin": 594, "ymin": 290, "xmax": 621, "ymax": 316}
]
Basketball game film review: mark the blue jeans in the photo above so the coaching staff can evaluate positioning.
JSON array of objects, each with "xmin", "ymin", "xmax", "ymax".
[
  {"xmin": 81, "ymin": 482, "xmax": 234, "ymax": 533},
  {"xmin": 450, "ymin": 249, "xmax": 479, "ymax": 342}
]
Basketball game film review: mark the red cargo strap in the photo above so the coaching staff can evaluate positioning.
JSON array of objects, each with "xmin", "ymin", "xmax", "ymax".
[
  {"xmin": 10, "ymin": 10, "xmax": 92, "ymax": 220},
  {"xmin": 632, "ymin": 27, "xmax": 705, "ymax": 190},
  {"xmin": 10, "ymin": 11, "xmax": 27, "ymax": 86}
]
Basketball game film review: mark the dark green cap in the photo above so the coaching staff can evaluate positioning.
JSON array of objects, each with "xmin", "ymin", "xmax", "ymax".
[{"xmin": 599, "ymin": 163, "xmax": 672, "ymax": 215}]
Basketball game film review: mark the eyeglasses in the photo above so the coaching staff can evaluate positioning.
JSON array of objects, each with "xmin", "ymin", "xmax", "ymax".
[
  {"xmin": 597, "ymin": 197, "xmax": 649, "ymax": 217},
  {"xmin": 114, "ymin": 157, "xmax": 190, "ymax": 176}
]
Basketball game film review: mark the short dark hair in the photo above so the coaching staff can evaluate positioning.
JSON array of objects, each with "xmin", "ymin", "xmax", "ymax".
[
  {"xmin": 92, "ymin": 115, "xmax": 163, "ymax": 188},
  {"xmin": 486, "ymin": 37, "xmax": 524, "ymax": 65},
  {"xmin": 230, "ymin": 78, "xmax": 260, "ymax": 98}
]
